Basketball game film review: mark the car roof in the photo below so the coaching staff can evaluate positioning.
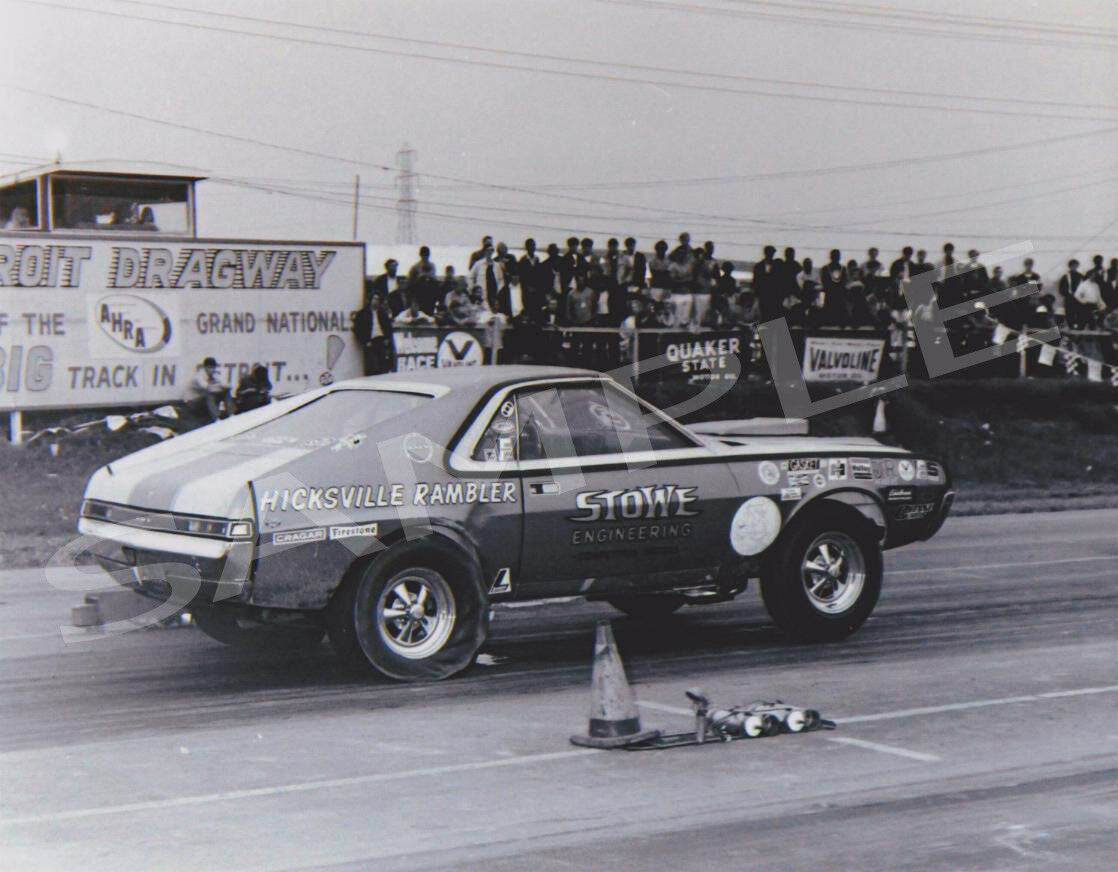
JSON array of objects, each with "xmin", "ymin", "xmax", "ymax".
[{"xmin": 333, "ymin": 365, "xmax": 604, "ymax": 393}]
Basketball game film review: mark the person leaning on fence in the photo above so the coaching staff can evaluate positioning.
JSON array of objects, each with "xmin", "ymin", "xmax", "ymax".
[
  {"xmin": 565, "ymin": 278, "xmax": 595, "ymax": 325},
  {"xmin": 618, "ymin": 295, "xmax": 658, "ymax": 360},
  {"xmin": 186, "ymin": 357, "xmax": 233, "ymax": 423}
]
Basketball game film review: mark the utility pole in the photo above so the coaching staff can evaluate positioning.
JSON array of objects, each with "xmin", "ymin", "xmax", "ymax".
[
  {"xmin": 396, "ymin": 143, "xmax": 417, "ymax": 245},
  {"xmin": 352, "ymin": 174, "xmax": 360, "ymax": 241}
]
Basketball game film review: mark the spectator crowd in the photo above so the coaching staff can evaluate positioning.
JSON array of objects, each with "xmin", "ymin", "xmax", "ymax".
[{"xmin": 353, "ymin": 232, "xmax": 1118, "ymax": 374}]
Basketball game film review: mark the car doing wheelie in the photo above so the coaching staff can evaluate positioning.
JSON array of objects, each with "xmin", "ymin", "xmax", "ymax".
[{"xmin": 79, "ymin": 365, "xmax": 953, "ymax": 681}]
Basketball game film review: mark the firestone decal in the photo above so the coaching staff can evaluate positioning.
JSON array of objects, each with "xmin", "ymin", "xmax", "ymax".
[
  {"xmin": 329, "ymin": 523, "xmax": 380, "ymax": 540},
  {"xmin": 570, "ymin": 485, "xmax": 698, "ymax": 522}
]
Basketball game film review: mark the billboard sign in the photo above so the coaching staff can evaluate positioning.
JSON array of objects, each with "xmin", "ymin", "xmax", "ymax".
[
  {"xmin": 0, "ymin": 235, "xmax": 365, "ymax": 410},
  {"xmin": 801, "ymin": 335, "xmax": 885, "ymax": 384}
]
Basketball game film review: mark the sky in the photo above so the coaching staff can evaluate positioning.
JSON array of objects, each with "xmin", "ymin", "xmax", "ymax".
[{"xmin": 3, "ymin": 0, "xmax": 1117, "ymax": 275}]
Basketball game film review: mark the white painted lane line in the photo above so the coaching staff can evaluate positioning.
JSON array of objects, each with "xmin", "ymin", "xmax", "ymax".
[
  {"xmin": 0, "ymin": 749, "xmax": 600, "ymax": 827},
  {"xmin": 835, "ymin": 685, "xmax": 1118, "ymax": 725},
  {"xmin": 889, "ymin": 555, "xmax": 1113, "ymax": 576},
  {"xmin": 825, "ymin": 737, "xmax": 940, "ymax": 762}
]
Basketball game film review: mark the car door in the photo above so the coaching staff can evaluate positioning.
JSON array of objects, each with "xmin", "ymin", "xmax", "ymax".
[{"xmin": 514, "ymin": 380, "xmax": 738, "ymax": 598}]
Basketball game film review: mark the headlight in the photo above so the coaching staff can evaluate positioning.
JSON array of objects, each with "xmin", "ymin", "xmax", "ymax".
[{"xmin": 81, "ymin": 500, "xmax": 109, "ymax": 520}]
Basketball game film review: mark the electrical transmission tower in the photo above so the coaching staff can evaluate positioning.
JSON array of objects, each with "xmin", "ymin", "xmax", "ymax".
[{"xmin": 396, "ymin": 143, "xmax": 417, "ymax": 244}]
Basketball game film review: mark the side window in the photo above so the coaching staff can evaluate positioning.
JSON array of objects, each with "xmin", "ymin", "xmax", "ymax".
[
  {"xmin": 471, "ymin": 399, "xmax": 519, "ymax": 462},
  {"xmin": 515, "ymin": 383, "xmax": 696, "ymax": 462},
  {"xmin": 599, "ymin": 383, "xmax": 696, "ymax": 454}
]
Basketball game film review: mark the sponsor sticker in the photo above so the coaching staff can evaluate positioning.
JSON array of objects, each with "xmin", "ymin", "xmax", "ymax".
[
  {"xmin": 788, "ymin": 457, "xmax": 821, "ymax": 472},
  {"xmin": 850, "ymin": 459, "xmax": 874, "ymax": 480},
  {"xmin": 828, "ymin": 458, "xmax": 847, "ymax": 481},
  {"xmin": 787, "ymin": 472, "xmax": 811, "ymax": 486},
  {"xmin": 883, "ymin": 459, "xmax": 896, "ymax": 477},
  {"xmin": 729, "ymin": 496, "xmax": 782, "ymax": 556},
  {"xmin": 894, "ymin": 502, "xmax": 934, "ymax": 521},
  {"xmin": 329, "ymin": 523, "xmax": 380, "ymax": 540},
  {"xmin": 886, "ymin": 486, "xmax": 914, "ymax": 502},
  {"xmin": 491, "ymin": 418, "xmax": 515, "ymax": 434},
  {"xmin": 917, "ymin": 460, "xmax": 940, "ymax": 480},
  {"xmin": 780, "ymin": 486, "xmax": 802, "ymax": 501},
  {"xmin": 758, "ymin": 460, "xmax": 781, "ymax": 486},
  {"xmin": 499, "ymin": 400, "xmax": 516, "ymax": 418},
  {"xmin": 403, "ymin": 432, "xmax": 433, "ymax": 463},
  {"xmin": 272, "ymin": 528, "xmax": 326, "ymax": 545},
  {"xmin": 897, "ymin": 459, "xmax": 915, "ymax": 481},
  {"xmin": 812, "ymin": 472, "xmax": 827, "ymax": 489}
]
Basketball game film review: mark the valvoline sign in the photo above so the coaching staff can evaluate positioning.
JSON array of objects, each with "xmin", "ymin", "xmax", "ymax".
[{"xmin": 89, "ymin": 293, "xmax": 179, "ymax": 357}]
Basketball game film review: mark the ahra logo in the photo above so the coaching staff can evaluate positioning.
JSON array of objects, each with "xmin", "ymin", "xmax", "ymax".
[
  {"xmin": 95, "ymin": 294, "xmax": 172, "ymax": 353},
  {"xmin": 436, "ymin": 330, "xmax": 482, "ymax": 367}
]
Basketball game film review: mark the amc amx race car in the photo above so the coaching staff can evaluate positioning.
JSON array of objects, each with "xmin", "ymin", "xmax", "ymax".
[{"xmin": 79, "ymin": 366, "xmax": 954, "ymax": 681}]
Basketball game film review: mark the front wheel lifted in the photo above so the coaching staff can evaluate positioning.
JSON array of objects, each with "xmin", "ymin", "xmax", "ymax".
[
  {"xmin": 760, "ymin": 508, "xmax": 882, "ymax": 642},
  {"xmin": 327, "ymin": 545, "xmax": 488, "ymax": 681}
]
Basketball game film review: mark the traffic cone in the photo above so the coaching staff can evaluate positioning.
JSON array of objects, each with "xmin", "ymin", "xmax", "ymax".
[
  {"xmin": 872, "ymin": 398, "xmax": 888, "ymax": 434},
  {"xmin": 570, "ymin": 621, "xmax": 660, "ymax": 749}
]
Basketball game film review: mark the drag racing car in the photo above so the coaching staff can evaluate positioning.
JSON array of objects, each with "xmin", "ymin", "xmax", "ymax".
[{"xmin": 79, "ymin": 365, "xmax": 954, "ymax": 680}]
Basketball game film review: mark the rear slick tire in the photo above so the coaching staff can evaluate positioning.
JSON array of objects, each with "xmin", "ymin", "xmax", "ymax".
[
  {"xmin": 760, "ymin": 508, "xmax": 882, "ymax": 642},
  {"xmin": 328, "ymin": 547, "xmax": 487, "ymax": 682}
]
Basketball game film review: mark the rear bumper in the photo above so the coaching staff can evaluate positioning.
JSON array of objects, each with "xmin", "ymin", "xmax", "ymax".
[{"xmin": 80, "ymin": 518, "xmax": 253, "ymax": 605}]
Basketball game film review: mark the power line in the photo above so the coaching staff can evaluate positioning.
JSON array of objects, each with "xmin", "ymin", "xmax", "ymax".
[
  {"xmin": 722, "ymin": 0, "xmax": 1118, "ymax": 40},
  {"xmin": 15, "ymin": 0, "xmax": 1118, "ymax": 121},
  {"xmin": 601, "ymin": 0, "xmax": 1118, "ymax": 52},
  {"xmin": 19, "ymin": 85, "xmax": 1118, "ymax": 237},
  {"xmin": 93, "ymin": 0, "xmax": 1118, "ymax": 115}
]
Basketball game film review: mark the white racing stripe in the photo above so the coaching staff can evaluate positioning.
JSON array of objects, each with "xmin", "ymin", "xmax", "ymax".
[
  {"xmin": 825, "ymin": 736, "xmax": 940, "ymax": 762},
  {"xmin": 0, "ymin": 749, "xmax": 600, "ymax": 827}
]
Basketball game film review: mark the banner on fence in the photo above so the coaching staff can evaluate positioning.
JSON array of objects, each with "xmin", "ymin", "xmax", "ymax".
[
  {"xmin": 801, "ymin": 335, "xmax": 885, "ymax": 384},
  {"xmin": 642, "ymin": 331, "xmax": 744, "ymax": 382},
  {"xmin": 0, "ymin": 234, "xmax": 365, "ymax": 410},
  {"xmin": 393, "ymin": 325, "xmax": 487, "ymax": 370}
]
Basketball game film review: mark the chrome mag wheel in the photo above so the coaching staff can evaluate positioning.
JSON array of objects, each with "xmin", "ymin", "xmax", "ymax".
[
  {"xmin": 376, "ymin": 570, "xmax": 456, "ymax": 659},
  {"xmin": 800, "ymin": 532, "xmax": 866, "ymax": 615}
]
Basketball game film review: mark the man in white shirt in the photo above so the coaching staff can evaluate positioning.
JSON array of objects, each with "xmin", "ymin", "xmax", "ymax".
[
  {"xmin": 468, "ymin": 245, "xmax": 504, "ymax": 313},
  {"xmin": 185, "ymin": 357, "xmax": 231, "ymax": 423}
]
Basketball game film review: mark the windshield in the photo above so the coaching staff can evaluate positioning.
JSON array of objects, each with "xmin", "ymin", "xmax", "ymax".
[{"xmin": 225, "ymin": 390, "xmax": 431, "ymax": 450}]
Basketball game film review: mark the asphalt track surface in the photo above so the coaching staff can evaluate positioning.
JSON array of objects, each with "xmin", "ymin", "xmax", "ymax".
[{"xmin": 1, "ymin": 509, "xmax": 1116, "ymax": 871}]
